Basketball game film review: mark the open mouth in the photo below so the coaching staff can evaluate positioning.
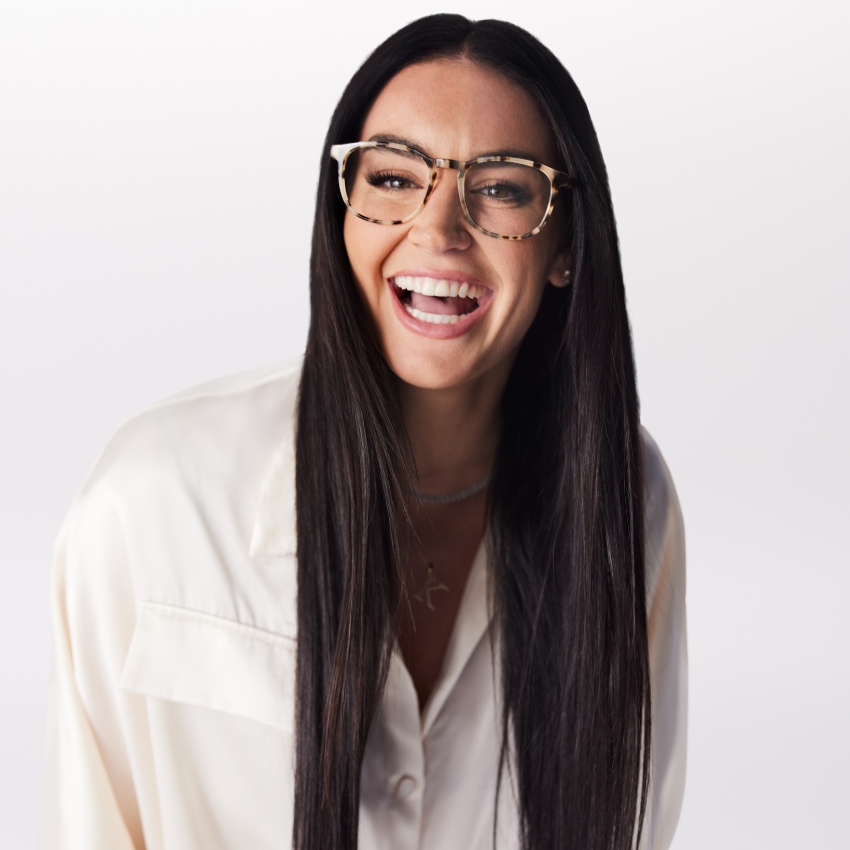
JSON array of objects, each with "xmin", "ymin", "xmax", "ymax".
[{"xmin": 390, "ymin": 275, "xmax": 488, "ymax": 326}]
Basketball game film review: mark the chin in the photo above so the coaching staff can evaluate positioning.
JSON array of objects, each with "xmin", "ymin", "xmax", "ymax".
[{"xmin": 383, "ymin": 347, "xmax": 478, "ymax": 392}]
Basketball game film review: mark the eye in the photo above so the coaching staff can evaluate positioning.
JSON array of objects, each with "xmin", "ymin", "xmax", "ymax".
[
  {"xmin": 366, "ymin": 170, "xmax": 423, "ymax": 191},
  {"xmin": 472, "ymin": 181, "xmax": 531, "ymax": 205}
]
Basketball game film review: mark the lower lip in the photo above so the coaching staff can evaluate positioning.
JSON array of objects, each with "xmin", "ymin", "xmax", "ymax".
[{"xmin": 388, "ymin": 279, "xmax": 492, "ymax": 340}]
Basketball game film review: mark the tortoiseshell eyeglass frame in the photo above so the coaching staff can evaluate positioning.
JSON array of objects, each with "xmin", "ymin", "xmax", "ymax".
[{"xmin": 329, "ymin": 140, "xmax": 572, "ymax": 240}]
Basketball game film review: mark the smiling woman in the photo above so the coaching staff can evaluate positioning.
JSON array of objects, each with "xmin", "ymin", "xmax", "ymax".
[
  {"xmin": 344, "ymin": 60, "xmax": 570, "ymax": 388},
  {"xmin": 40, "ymin": 14, "xmax": 686, "ymax": 850}
]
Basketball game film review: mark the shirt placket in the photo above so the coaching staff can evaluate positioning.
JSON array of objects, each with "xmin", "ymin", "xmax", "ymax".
[
  {"xmin": 359, "ymin": 541, "xmax": 491, "ymax": 850},
  {"xmin": 359, "ymin": 651, "xmax": 425, "ymax": 850}
]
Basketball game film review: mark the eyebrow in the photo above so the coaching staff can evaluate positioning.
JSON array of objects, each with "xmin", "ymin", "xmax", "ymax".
[
  {"xmin": 368, "ymin": 133, "xmax": 543, "ymax": 163},
  {"xmin": 368, "ymin": 134, "xmax": 429, "ymax": 161}
]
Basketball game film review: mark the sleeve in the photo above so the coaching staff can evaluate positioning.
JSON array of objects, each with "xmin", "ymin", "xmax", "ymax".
[
  {"xmin": 639, "ymin": 434, "xmax": 688, "ymax": 850},
  {"xmin": 38, "ymin": 488, "xmax": 147, "ymax": 850}
]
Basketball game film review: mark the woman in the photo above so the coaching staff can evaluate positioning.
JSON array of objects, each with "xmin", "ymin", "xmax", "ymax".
[{"xmin": 40, "ymin": 14, "xmax": 686, "ymax": 850}]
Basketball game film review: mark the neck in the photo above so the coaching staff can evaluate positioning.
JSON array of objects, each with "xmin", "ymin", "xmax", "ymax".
[{"xmin": 397, "ymin": 359, "xmax": 512, "ymax": 495}]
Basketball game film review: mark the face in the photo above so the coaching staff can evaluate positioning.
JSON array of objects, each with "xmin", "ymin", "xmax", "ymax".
[{"xmin": 343, "ymin": 58, "xmax": 570, "ymax": 391}]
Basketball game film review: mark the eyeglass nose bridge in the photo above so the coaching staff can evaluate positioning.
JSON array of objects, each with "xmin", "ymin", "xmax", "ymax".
[{"xmin": 420, "ymin": 158, "xmax": 476, "ymax": 230}]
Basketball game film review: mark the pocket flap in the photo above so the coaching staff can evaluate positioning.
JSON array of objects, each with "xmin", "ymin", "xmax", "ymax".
[{"xmin": 120, "ymin": 601, "xmax": 296, "ymax": 732}]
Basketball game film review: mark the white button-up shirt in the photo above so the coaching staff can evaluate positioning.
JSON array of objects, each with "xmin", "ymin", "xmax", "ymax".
[{"xmin": 39, "ymin": 358, "xmax": 687, "ymax": 850}]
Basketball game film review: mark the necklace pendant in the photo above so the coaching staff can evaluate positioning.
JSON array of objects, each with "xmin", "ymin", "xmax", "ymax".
[{"xmin": 414, "ymin": 563, "xmax": 449, "ymax": 611}]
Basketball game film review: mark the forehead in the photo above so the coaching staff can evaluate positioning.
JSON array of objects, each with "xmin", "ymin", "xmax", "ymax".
[{"xmin": 360, "ymin": 58, "xmax": 556, "ymax": 164}]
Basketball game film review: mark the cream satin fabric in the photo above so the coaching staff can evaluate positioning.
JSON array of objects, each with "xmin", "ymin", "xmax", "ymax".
[{"xmin": 39, "ymin": 358, "xmax": 687, "ymax": 850}]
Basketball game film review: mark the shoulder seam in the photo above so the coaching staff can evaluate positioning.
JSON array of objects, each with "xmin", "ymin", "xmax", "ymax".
[
  {"xmin": 58, "ymin": 359, "xmax": 302, "ymax": 529},
  {"xmin": 151, "ymin": 358, "xmax": 302, "ymax": 412}
]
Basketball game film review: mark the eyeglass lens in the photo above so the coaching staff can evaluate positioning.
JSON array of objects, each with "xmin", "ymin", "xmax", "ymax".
[{"xmin": 344, "ymin": 146, "xmax": 552, "ymax": 238}]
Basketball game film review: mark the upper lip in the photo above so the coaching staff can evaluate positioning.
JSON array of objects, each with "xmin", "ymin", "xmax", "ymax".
[{"xmin": 387, "ymin": 268, "xmax": 493, "ymax": 293}]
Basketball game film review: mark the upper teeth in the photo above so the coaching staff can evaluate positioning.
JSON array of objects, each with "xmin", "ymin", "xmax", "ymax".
[{"xmin": 394, "ymin": 275, "xmax": 485, "ymax": 299}]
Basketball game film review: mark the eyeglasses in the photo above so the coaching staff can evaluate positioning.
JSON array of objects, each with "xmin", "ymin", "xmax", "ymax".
[{"xmin": 330, "ymin": 141, "xmax": 571, "ymax": 240}]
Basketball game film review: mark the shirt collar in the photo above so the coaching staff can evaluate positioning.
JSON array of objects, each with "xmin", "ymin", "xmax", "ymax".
[{"xmin": 249, "ymin": 405, "xmax": 493, "ymax": 735}]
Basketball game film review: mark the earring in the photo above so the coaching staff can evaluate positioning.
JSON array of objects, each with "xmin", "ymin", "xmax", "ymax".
[{"xmin": 562, "ymin": 269, "xmax": 572, "ymax": 285}]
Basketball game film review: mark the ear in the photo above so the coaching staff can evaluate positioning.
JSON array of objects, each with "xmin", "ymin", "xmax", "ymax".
[{"xmin": 547, "ymin": 251, "xmax": 572, "ymax": 289}]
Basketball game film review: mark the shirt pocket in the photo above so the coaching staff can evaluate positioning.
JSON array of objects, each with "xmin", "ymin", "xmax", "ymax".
[{"xmin": 120, "ymin": 601, "xmax": 296, "ymax": 732}]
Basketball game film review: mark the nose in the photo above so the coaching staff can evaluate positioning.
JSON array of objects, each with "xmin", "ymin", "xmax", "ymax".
[{"xmin": 407, "ymin": 168, "xmax": 473, "ymax": 253}]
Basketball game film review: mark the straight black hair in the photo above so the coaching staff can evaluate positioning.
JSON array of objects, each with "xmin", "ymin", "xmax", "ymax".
[{"xmin": 295, "ymin": 14, "xmax": 649, "ymax": 850}]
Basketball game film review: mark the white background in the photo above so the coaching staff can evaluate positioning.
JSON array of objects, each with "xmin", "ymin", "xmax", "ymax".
[{"xmin": 1, "ymin": 1, "xmax": 848, "ymax": 847}]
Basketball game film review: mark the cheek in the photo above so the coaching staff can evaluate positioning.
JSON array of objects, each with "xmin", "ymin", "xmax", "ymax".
[
  {"xmin": 343, "ymin": 216, "xmax": 383, "ymax": 320},
  {"xmin": 343, "ymin": 215, "xmax": 371, "ymax": 284},
  {"xmin": 498, "ymin": 283, "xmax": 546, "ymax": 353},
  {"xmin": 343, "ymin": 216, "xmax": 410, "ymax": 351},
  {"xmin": 485, "ymin": 242, "xmax": 557, "ymax": 350},
  {"xmin": 343, "ymin": 216, "xmax": 399, "ymax": 294},
  {"xmin": 496, "ymin": 241, "xmax": 555, "ymax": 313}
]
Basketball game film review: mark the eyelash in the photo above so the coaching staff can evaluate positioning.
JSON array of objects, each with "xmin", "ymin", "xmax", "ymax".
[
  {"xmin": 366, "ymin": 170, "xmax": 422, "ymax": 190},
  {"xmin": 471, "ymin": 182, "xmax": 528, "ymax": 202}
]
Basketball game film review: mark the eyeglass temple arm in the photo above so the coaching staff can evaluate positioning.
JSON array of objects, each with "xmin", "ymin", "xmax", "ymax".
[{"xmin": 553, "ymin": 172, "xmax": 572, "ymax": 191}]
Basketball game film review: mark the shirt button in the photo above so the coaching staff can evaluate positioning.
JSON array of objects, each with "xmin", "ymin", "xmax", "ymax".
[{"xmin": 395, "ymin": 775, "xmax": 417, "ymax": 800}]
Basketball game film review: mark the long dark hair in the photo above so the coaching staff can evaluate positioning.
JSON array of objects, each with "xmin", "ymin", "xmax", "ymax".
[{"xmin": 295, "ymin": 14, "xmax": 648, "ymax": 850}]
